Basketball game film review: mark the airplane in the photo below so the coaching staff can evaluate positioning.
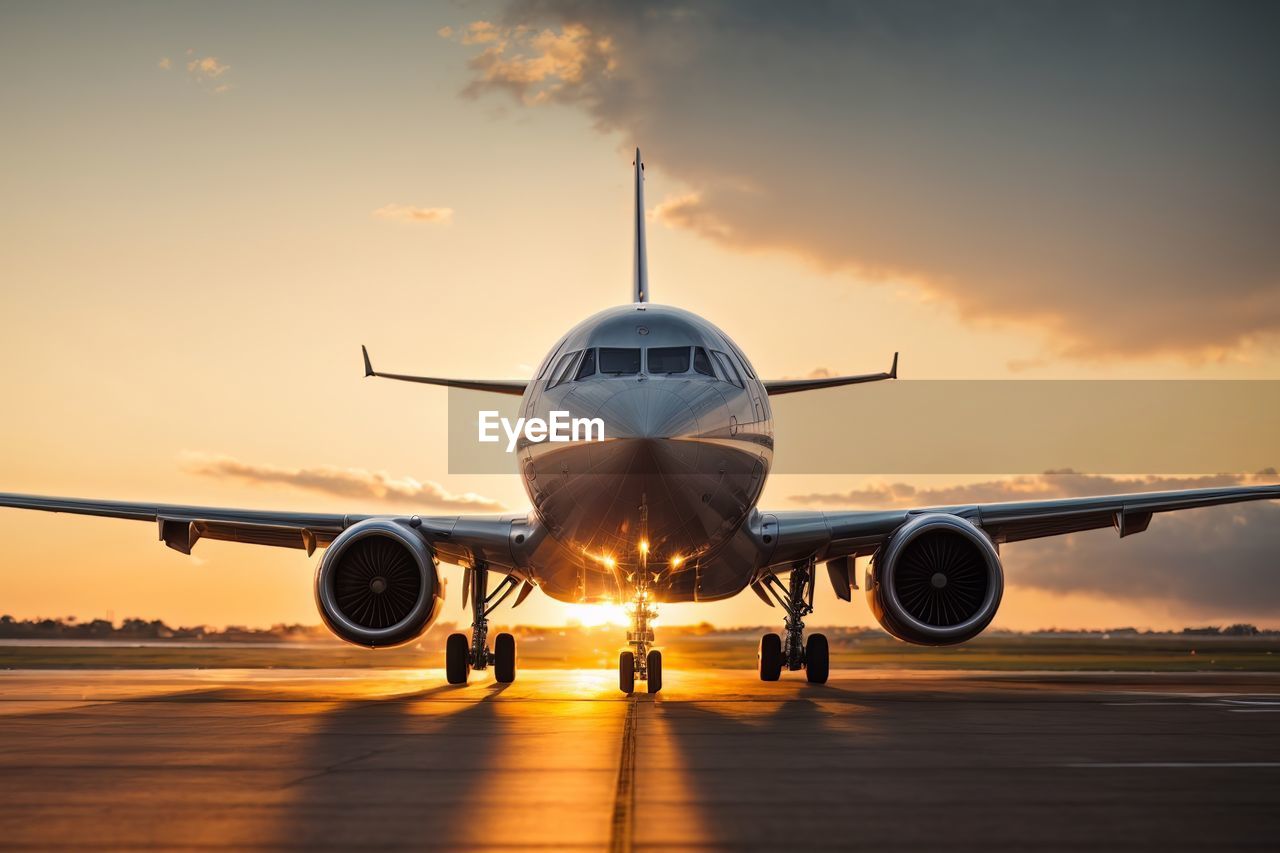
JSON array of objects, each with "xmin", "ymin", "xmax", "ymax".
[{"xmin": 3, "ymin": 149, "xmax": 1278, "ymax": 694}]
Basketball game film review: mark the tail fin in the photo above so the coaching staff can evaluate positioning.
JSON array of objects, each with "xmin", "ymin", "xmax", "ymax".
[{"xmin": 633, "ymin": 148, "xmax": 648, "ymax": 303}]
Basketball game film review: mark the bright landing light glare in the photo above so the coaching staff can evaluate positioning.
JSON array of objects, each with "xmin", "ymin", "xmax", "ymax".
[{"xmin": 564, "ymin": 603, "xmax": 632, "ymax": 628}]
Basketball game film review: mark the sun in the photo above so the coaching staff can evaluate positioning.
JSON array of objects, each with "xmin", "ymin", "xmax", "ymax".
[{"xmin": 564, "ymin": 603, "xmax": 632, "ymax": 628}]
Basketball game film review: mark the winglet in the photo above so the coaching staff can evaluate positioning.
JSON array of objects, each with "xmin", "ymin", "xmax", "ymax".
[
  {"xmin": 361, "ymin": 345, "xmax": 374, "ymax": 377},
  {"xmin": 890, "ymin": 351, "xmax": 899, "ymax": 379}
]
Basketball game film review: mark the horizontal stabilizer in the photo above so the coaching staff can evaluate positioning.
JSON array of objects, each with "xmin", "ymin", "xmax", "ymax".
[
  {"xmin": 361, "ymin": 346, "xmax": 527, "ymax": 396},
  {"xmin": 762, "ymin": 352, "xmax": 898, "ymax": 395}
]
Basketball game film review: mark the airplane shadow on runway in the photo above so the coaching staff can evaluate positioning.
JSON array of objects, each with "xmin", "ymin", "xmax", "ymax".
[
  {"xmin": 263, "ymin": 680, "xmax": 514, "ymax": 849},
  {"xmin": 644, "ymin": 679, "xmax": 1280, "ymax": 850},
  {"xmin": 0, "ymin": 679, "xmax": 518, "ymax": 849}
]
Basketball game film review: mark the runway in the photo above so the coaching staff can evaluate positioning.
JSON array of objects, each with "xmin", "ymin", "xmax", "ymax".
[{"xmin": 1, "ymin": 668, "xmax": 1278, "ymax": 850}]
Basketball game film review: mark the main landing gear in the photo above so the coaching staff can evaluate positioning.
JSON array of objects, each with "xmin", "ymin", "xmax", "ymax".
[
  {"xmin": 447, "ymin": 562, "xmax": 520, "ymax": 685},
  {"xmin": 757, "ymin": 557, "xmax": 829, "ymax": 684}
]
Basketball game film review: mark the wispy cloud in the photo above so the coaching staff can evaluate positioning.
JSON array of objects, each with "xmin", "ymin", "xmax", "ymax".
[
  {"xmin": 788, "ymin": 471, "xmax": 1276, "ymax": 509},
  {"xmin": 441, "ymin": 18, "xmax": 617, "ymax": 106},
  {"xmin": 157, "ymin": 50, "xmax": 234, "ymax": 94},
  {"xmin": 186, "ymin": 55, "xmax": 229, "ymax": 81},
  {"xmin": 372, "ymin": 204, "xmax": 454, "ymax": 225},
  {"xmin": 181, "ymin": 452, "xmax": 504, "ymax": 512}
]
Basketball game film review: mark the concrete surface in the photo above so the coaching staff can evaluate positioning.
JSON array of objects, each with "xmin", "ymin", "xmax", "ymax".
[{"xmin": 1, "ymin": 668, "xmax": 1278, "ymax": 850}]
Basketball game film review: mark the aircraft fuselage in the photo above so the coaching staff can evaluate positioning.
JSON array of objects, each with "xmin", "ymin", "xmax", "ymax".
[{"xmin": 517, "ymin": 303, "xmax": 774, "ymax": 603}]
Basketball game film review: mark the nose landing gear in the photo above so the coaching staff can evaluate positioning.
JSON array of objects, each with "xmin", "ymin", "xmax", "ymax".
[
  {"xmin": 618, "ymin": 510, "xmax": 663, "ymax": 694},
  {"xmin": 620, "ymin": 587, "xmax": 662, "ymax": 694},
  {"xmin": 757, "ymin": 557, "xmax": 829, "ymax": 684},
  {"xmin": 446, "ymin": 562, "xmax": 521, "ymax": 685}
]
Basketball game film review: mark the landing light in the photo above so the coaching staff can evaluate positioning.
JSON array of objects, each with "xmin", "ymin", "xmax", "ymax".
[
  {"xmin": 670, "ymin": 555, "xmax": 684, "ymax": 569},
  {"xmin": 582, "ymin": 546, "xmax": 617, "ymax": 569},
  {"xmin": 639, "ymin": 539, "xmax": 649, "ymax": 555}
]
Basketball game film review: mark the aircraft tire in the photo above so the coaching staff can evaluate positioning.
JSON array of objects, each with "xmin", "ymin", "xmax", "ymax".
[
  {"xmin": 494, "ymin": 632, "xmax": 517, "ymax": 684},
  {"xmin": 758, "ymin": 633, "xmax": 783, "ymax": 681},
  {"xmin": 805, "ymin": 633, "xmax": 830, "ymax": 684},
  {"xmin": 446, "ymin": 632, "xmax": 470, "ymax": 685},
  {"xmin": 619, "ymin": 651, "xmax": 636, "ymax": 694},
  {"xmin": 646, "ymin": 650, "xmax": 663, "ymax": 694}
]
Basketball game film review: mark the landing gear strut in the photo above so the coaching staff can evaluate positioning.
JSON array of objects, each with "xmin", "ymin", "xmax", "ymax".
[
  {"xmin": 446, "ymin": 562, "xmax": 520, "ymax": 685},
  {"xmin": 621, "ymin": 585, "xmax": 662, "ymax": 694},
  {"xmin": 757, "ymin": 557, "xmax": 828, "ymax": 684},
  {"xmin": 619, "ymin": 506, "xmax": 662, "ymax": 694}
]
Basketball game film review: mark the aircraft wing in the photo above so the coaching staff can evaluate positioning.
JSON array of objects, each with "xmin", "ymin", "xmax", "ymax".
[
  {"xmin": 762, "ymin": 353, "xmax": 897, "ymax": 395},
  {"xmin": 765, "ymin": 483, "xmax": 1280, "ymax": 565},
  {"xmin": 362, "ymin": 346, "xmax": 527, "ymax": 396},
  {"xmin": 0, "ymin": 493, "xmax": 521, "ymax": 569}
]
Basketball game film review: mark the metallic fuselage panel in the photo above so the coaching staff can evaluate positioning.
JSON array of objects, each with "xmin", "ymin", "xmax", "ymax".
[{"xmin": 516, "ymin": 304, "xmax": 773, "ymax": 603}]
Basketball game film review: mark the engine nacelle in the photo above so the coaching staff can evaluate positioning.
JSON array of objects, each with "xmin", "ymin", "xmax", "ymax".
[
  {"xmin": 866, "ymin": 514, "xmax": 1003, "ymax": 646},
  {"xmin": 314, "ymin": 519, "xmax": 444, "ymax": 648}
]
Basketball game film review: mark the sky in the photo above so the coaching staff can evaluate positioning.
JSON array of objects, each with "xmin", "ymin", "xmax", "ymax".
[{"xmin": 1, "ymin": 0, "xmax": 1278, "ymax": 632}]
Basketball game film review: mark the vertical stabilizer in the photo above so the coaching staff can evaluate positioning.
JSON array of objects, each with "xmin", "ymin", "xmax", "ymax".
[{"xmin": 633, "ymin": 148, "xmax": 648, "ymax": 303}]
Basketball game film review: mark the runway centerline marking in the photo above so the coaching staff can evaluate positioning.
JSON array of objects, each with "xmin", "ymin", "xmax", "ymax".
[{"xmin": 609, "ymin": 694, "xmax": 640, "ymax": 853}]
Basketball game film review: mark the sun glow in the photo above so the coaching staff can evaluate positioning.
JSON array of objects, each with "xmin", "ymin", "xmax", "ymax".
[{"xmin": 564, "ymin": 603, "xmax": 631, "ymax": 628}]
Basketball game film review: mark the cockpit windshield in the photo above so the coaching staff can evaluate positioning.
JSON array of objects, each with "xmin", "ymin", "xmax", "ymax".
[
  {"xmin": 569, "ymin": 344, "xmax": 738, "ymax": 382},
  {"xmin": 599, "ymin": 347, "xmax": 641, "ymax": 375},
  {"xmin": 647, "ymin": 346, "xmax": 691, "ymax": 374}
]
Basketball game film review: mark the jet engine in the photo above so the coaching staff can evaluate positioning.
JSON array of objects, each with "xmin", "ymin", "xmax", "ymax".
[
  {"xmin": 314, "ymin": 519, "xmax": 444, "ymax": 648},
  {"xmin": 865, "ymin": 514, "xmax": 1003, "ymax": 645}
]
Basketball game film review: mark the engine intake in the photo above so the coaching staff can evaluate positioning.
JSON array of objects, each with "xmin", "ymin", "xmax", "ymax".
[
  {"xmin": 314, "ymin": 519, "xmax": 444, "ymax": 648},
  {"xmin": 866, "ymin": 514, "xmax": 1003, "ymax": 645}
]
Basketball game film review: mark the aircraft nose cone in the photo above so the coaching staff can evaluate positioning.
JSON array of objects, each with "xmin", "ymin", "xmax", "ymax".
[{"xmin": 599, "ymin": 383, "xmax": 700, "ymax": 442}]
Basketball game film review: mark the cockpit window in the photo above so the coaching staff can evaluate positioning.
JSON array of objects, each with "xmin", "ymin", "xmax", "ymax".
[
  {"xmin": 648, "ymin": 346, "xmax": 691, "ymax": 375},
  {"xmin": 599, "ymin": 347, "xmax": 641, "ymax": 375},
  {"xmin": 693, "ymin": 347, "xmax": 714, "ymax": 376},
  {"xmin": 547, "ymin": 350, "xmax": 580, "ymax": 388},
  {"xmin": 711, "ymin": 350, "xmax": 743, "ymax": 388},
  {"xmin": 725, "ymin": 341, "xmax": 757, "ymax": 379},
  {"xmin": 574, "ymin": 348, "xmax": 597, "ymax": 380}
]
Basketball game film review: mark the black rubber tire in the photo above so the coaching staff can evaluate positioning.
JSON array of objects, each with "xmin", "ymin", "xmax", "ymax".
[
  {"xmin": 758, "ymin": 633, "xmax": 783, "ymax": 682},
  {"xmin": 494, "ymin": 632, "xmax": 517, "ymax": 684},
  {"xmin": 646, "ymin": 650, "xmax": 663, "ymax": 694},
  {"xmin": 445, "ymin": 632, "xmax": 470, "ymax": 685},
  {"xmin": 619, "ymin": 651, "xmax": 636, "ymax": 694},
  {"xmin": 805, "ymin": 633, "xmax": 830, "ymax": 684}
]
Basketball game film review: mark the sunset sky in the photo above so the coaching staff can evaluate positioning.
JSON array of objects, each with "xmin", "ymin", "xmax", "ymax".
[{"xmin": 2, "ymin": 1, "xmax": 1278, "ymax": 632}]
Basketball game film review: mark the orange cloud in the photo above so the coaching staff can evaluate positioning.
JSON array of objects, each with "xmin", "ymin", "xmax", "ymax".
[
  {"xmin": 186, "ymin": 56, "xmax": 229, "ymax": 81},
  {"xmin": 452, "ymin": 20, "xmax": 617, "ymax": 105},
  {"xmin": 181, "ymin": 453, "xmax": 504, "ymax": 512},
  {"xmin": 372, "ymin": 204, "xmax": 454, "ymax": 225}
]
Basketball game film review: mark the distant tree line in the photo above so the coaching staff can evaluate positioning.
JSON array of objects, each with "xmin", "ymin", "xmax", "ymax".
[
  {"xmin": 0, "ymin": 615, "xmax": 333, "ymax": 642},
  {"xmin": 0, "ymin": 616, "xmax": 1272, "ymax": 641}
]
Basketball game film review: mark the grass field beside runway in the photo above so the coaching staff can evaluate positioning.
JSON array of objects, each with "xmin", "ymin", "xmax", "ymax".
[{"xmin": 3, "ymin": 630, "xmax": 1277, "ymax": 671}]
